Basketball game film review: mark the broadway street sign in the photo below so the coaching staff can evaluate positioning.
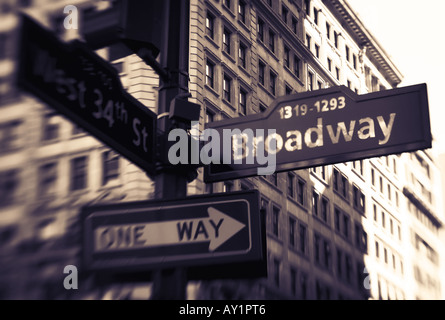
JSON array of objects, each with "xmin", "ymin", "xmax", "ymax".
[
  {"xmin": 17, "ymin": 14, "xmax": 157, "ymax": 176},
  {"xmin": 82, "ymin": 190, "xmax": 264, "ymax": 273},
  {"xmin": 204, "ymin": 84, "xmax": 431, "ymax": 182}
]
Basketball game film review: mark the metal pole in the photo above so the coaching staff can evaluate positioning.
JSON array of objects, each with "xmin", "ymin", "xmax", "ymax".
[{"xmin": 151, "ymin": 0, "xmax": 190, "ymax": 300}]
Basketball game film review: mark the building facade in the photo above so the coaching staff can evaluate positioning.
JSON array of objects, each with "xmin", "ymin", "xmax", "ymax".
[{"xmin": 0, "ymin": 0, "xmax": 443, "ymax": 300}]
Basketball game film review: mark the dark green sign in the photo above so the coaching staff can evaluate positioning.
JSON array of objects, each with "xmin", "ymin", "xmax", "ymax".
[{"xmin": 17, "ymin": 14, "xmax": 157, "ymax": 176}]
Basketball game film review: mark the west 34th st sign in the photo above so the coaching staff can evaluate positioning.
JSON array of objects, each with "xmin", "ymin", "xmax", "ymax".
[
  {"xmin": 17, "ymin": 14, "xmax": 157, "ymax": 176},
  {"xmin": 204, "ymin": 84, "xmax": 432, "ymax": 182}
]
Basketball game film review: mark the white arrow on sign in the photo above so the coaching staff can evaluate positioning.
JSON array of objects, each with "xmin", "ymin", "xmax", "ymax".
[{"xmin": 94, "ymin": 207, "xmax": 246, "ymax": 253}]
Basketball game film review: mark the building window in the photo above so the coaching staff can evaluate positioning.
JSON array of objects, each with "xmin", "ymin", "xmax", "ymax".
[
  {"xmin": 268, "ymin": 30, "xmax": 275, "ymax": 53},
  {"xmin": 314, "ymin": 233, "xmax": 331, "ymax": 270},
  {"xmin": 334, "ymin": 208, "xmax": 341, "ymax": 233},
  {"xmin": 335, "ymin": 67, "xmax": 340, "ymax": 80},
  {"xmin": 0, "ymin": 33, "xmax": 8, "ymax": 60},
  {"xmin": 0, "ymin": 170, "xmax": 19, "ymax": 207},
  {"xmin": 272, "ymin": 206, "xmax": 280, "ymax": 237},
  {"xmin": 206, "ymin": 12, "xmax": 215, "ymax": 39},
  {"xmin": 321, "ymin": 197, "xmax": 329, "ymax": 223},
  {"xmin": 223, "ymin": 28, "xmax": 231, "ymax": 55},
  {"xmin": 299, "ymin": 223, "xmax": 308, "ymax": 256},
  {"xmin": 353, "ymin": 54, "xmax": 358, "ymax": 70},
  {"xmin": 315, "ymin": 44, "xmax": 320, "ymax": 58},
  {"xmin": 284, "ymin": 46, "xmax": 290, "ymax": 68},
  {"xmin": 223, "ymin": 0, "xmax": 231, "ymax": 10},
  {"xmin": 205, "ymin": 60, "xmax": 215, "ymax": 88},
  {"xmin": 285, "ymin": 85, "xmax": 292, "ymax": 95},
  {"xmin": 269, "ymin": 71, "xmax": 277, "ymax": 95},
  {"xmin": 258, "ymin": 18, "xmax": 264, "ymax": 42},
  {"xmin": 306, "ymin": 34, "xmax": 311, "ymax": 50},
  {"xmin": 384, "ymin": 248, "xmax": 388, "ymax": 264},
  {"xmin": 355, "ymin": 223, "xmax": 365, "ymax": 251},
  {"xmin": 313, "ymin": 8, "xmax": 319, "ymax": 24},
  {"xmin": 381, "ymin": 211, "xmax": 386, "ymax": 228},
  {"xmin": 273, "ymin": 258, "xmax": 280, "ymax": 287},
  {"xmin": 70, "ymin": 156, "xmax": 87, "ymax": 191},
  {"xmin": 282, "ymin": 5, "xmax": 288, "ymax": 23},
  {"xmin": 290, "ymin": 268, "xmax": 297, "ymax": 295},
  {"xmin": 42, "ymin": 113, "xmax": 60, "ymax": 142},
  {"xmin": 238, "ymin": 0, "xmax": 246, "ymax": 24},
  {"xmin": 260, "ymin": 103, "xmax": 267, "ymax": 113},
  {"xmin": 308, "ymin": 72, "xmax": 313, "ymax": 91},
  {"xmin": 239, "ymin": 42, "xmax": 247, "ymax": 69},
  {"xmin": 337, "ymin": 248, "xmax": 343, "ymax": 279},
  {"xmin": 289, "ymin": 216, "xmax": 296, "ymax": 247},
  {"xmin": 375, "ymin": 241, "xmax": 379, "ymax": 258},
  {"xmin": 239, "ymin": 88, "xmax": 247, "ymax": 115},
  {"xmin": 259, "ymin": 61, "xmax": 265, "ymax": 86},
  {"xmin": 327, "ymin": 58, "xmax": 332, "ymax": 71},
  {"xmin": 345, "ymin": 254, "xmax": 352, "ymax": 283},
  {"xmin": 334, "ymin": 31, "xmax": 339, "ymax": 48},
  {"xmin": 312, "ymin": 166, "xmax": 326, "ymax": 180},
  {"xmin": 333, "ymin": 168, "xmax": 339, "ymax": 191},
  {"xmin": 326, "ymin": 22, "xmax": 331, "ymax": 40},
  {"xmin": 353, "ymin": 185, "xmax": 365, "ymax": 213},
  {"xmin": 323, "ymin": 239, "xmax": 331, "ymax": 269},
  {"xmin": 268, "ymin": 172, "xmax": 278, "ymax": 186},
  {"xmin": 297, "ymin": 178, "xmax": 305, "ymax": 206},
  {"xmin": 223, "ymin": 74, "xmax": 232, "ymax": 102},
  {"xmin": 335, "ymin": 172, "xmax": 348, "ymax": 199},
  {"xmin": 343, "ymin": 214, "xmax": 350, "ymax": 239},
  {"xmin": 294, "ymin": 56, "xmax": 301, "ymax": 78},
  {"xmin": 292, "ymin": 17, "xmax": 298, "ymax": 34},
  {"xmin": 304, "ymin": 0, "xmax": 310, "ymax": 15},
  {"xmin": 312, "ymin": 190, "xmax": 319, "ymax": 217},
  {"xmin": 287, "ymin": 172, "xmax": 295, "ymax": 198},
  {"xmin": 300, "ymin": 272, "xmax": 308, "ymax": 299},
  {"xmin": 0, "ymin": 120, "xmax": 21, "ymax": 153},
  {"xmin": 102, "ymin": 150, "xmax": 119, "ymax": 185},
  {"xmin": 314, "ymin": 233, "xmax": 321, "ymax": 264},
  {"xmin": 38, "ymin": 162, "xmax": 57, "ymax": 197},
  {"xmin": 345, "ymin": 45, "xmax": 350, "ymax": 62}
]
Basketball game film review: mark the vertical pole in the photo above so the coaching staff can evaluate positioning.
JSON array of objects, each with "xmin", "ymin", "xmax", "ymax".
[{"xmin": 151, "ymin": 0, "xmax": 190, "ymax": 300}]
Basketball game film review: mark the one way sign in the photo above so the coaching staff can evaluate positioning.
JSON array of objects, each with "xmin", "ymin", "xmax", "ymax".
[
  {"xmin": 82, "ymin": 190, "xmax": 263, "ymax": 272},
  {"xmin": 94, "ymin": 207, "xmax": 246, "ymax": 252}
]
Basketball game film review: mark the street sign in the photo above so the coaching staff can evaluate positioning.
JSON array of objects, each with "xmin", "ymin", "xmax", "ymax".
[
  {"xmin": 17, "ymin": 14, "xmax": 157, "ymax": 176},
  {"xmin": 204, "ymin": 84, "xmax": 431, "ymax": 182},
  {"xmin": 82, "ymin": 190, "xmax": 264, "ymax": 273}
]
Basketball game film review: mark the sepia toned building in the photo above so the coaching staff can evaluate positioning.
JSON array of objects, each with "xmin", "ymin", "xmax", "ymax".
[{"xmin": 0, "ymin": 0, "xmax": 443, "ymax": 300}]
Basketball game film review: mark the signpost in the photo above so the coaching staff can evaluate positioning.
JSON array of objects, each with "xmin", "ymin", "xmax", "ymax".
[
  {"xmin": 82, "ymin": 190, "xmax": 264, "ymax": 274},
  {"xmin": 204, "ymin": 84, "xmax": 432, "ymax": 182},
  {"xmin": 17, "ymin": 14, "xmax": 157, "ymax": 176},
  {"xmin": 14, "ymin": 8, "xmax": 433, "ymax": 300}
]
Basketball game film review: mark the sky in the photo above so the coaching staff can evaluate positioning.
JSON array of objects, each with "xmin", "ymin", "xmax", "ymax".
[{"xmin": 346, "ymin": 0, "xmax": 445, "ymax": 156}]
